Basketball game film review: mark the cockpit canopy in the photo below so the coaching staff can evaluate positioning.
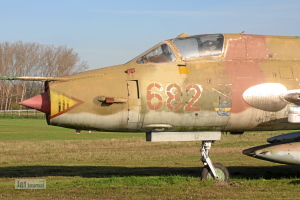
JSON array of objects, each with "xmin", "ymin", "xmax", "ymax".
[
  {"xmin": 171, "ymin": 34, "xmax": 224, "ymax": 59},
  {"xmin": 135, "ymin": 34, "xmax": 224, "ymax": 64}
]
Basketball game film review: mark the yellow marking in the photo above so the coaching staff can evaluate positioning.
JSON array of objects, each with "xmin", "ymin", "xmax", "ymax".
[
  {"xmin": 178, "ymin": 67, "xmax": 190, "ymax": 75},
  {"xmin": 214, "ymin": 107, "xmax": 231, "ymax": 111},
  {"xmin": 50, "ymin": 90, "xmax": 79, "ymax": 117}
]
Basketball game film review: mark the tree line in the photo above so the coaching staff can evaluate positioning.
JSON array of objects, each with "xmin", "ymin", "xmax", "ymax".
[{"xmin": 0, "ymin": 41, "xmax": 88, "ymax": 110}]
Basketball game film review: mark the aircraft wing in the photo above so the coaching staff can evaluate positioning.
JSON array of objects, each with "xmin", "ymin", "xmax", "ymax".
[{"xmin": 0, "ymin": 77, "xmax": 70, "ymax": 81}]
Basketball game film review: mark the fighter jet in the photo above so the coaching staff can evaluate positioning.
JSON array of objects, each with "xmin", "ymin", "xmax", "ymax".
[{"xmin": 3, "ymin": 32, "xmax": 300, "ymax": 182}]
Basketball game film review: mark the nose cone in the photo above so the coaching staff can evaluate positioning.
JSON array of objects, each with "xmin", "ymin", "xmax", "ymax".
[
  {"xmin": 243, "ymin": 142, "xmax": 300, "ymax": 165},
  {"xmin": 243, "ymin": 143, "xmax": 275, "ymax": 157},
  {"xmin": 19, "ymin": 92, "xmax": 50, "ymax": 114}
]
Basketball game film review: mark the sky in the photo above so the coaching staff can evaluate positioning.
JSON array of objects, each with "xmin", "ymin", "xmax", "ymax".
[{"xmin": 1, "ymin": 0, "xmax": 300, "ymax": 70}]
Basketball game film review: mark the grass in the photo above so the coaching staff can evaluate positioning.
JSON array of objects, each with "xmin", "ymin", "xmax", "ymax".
[
  {"xmin": 0, "ymin": 119, "xmax": 142, "ymax": 140},
  {"xmin": 1, "ymin": 119, "xmax": 300, "ymax": 199}
]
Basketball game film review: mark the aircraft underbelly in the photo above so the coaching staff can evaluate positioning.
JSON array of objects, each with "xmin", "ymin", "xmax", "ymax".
[
  {"xmin": 50, "ymin": 111, "xmax": 129, "ymax": 131},
  {"xmin": 225, "ymin": 106, "xmax": 300, "ymax": 131},
  {"xmin": 142, "ymin": 110, "xmax": 229, "ymax": 132}
]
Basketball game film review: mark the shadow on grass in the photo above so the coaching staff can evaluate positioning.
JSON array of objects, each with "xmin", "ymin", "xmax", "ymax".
[{"xmin": 1, "ymin": 165, "xmax": 300, "ymax": 180}]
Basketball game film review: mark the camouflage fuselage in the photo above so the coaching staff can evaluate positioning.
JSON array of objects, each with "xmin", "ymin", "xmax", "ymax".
[{"xmin": 47, "ymin": 34, "xmax": 300, "ymax": 132}]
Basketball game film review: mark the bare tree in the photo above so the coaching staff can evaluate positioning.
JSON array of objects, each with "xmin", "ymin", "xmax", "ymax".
[{"xmin": 0, "ymin": 41, "xmax": 89, "ymax": 110}]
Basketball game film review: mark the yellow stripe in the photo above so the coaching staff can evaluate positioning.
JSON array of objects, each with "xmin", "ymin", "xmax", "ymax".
[{"xmin": 215, "ymin": 108, "xmax": 231, "ymax": 111}]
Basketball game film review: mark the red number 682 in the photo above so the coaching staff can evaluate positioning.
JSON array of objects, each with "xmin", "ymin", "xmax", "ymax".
[{"xmin": 146, "ymin": 83, "xmax": 202, "ymax": 111}]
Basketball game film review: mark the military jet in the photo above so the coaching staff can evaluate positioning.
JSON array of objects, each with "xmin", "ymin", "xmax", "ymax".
[{"xmin": 3, "ymin": 32, "xmax": 300, "ymax": 182}]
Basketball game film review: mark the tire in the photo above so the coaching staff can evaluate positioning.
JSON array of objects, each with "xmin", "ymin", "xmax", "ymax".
[{"xmin": 201, "ymin": 163, "xmax": 230, "ymax": 182}]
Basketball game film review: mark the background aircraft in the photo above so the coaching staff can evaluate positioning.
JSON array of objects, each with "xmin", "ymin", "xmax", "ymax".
[{"xmin": 3, "ymin": 32, "xmax": 300, "ymax": 182}]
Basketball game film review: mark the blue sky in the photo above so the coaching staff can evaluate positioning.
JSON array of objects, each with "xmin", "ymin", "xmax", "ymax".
[{"xmin": 1, "ymin": 0, "xmax": 300, "ymax": 70}]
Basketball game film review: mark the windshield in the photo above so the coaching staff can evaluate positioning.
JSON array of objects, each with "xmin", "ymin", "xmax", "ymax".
[
  {"xmin": 136, "ymin": 44, "xmax": 176, "ymax": 64},
  {"xmin": 172, "ymin": 34, "xmax": 224, "ymax": 59}
]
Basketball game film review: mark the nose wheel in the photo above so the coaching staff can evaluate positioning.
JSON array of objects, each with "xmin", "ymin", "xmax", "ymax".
[
  {"xmin": 200, "ymin": 141, "xmax": 230, "ymax": 182},
  {"xmin": 201, "ymin": 163, "xmax": 230, "ymax": 182}
]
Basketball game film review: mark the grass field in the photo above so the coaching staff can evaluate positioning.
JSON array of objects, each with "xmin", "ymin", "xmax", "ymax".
[{"xmin": 1, "ymin": 119, "xmax": 300, "ymax": 199}]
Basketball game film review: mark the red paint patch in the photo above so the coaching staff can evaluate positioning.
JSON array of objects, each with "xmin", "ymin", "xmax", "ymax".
[{"xmin": 225, "ymin": 35, "xmax": 268, "ymax": 113}]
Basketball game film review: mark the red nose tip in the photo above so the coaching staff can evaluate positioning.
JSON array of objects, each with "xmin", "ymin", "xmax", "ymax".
[{"xmin": 19, "ymin": 92, "xmax": 50, "ymax": 114}]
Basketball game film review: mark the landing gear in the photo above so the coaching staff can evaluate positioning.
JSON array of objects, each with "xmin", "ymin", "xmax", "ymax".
[
  {"xmin": 200, "ymin": 141, "xmax": 230, "ymax": 182},
  {"xmin": 201, "ymin": 163, "xmax": 230, "ymax": 182}
]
